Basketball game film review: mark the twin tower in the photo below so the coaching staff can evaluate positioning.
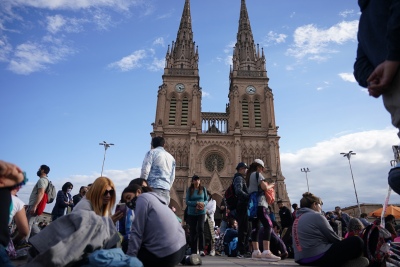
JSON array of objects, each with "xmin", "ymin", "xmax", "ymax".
[{"xmin": 150, "ymin": 0, "xmax": 290, "ymax": 219}]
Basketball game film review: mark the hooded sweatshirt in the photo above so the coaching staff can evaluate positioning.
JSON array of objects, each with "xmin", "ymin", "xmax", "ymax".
[
  {"xmin": 127, "ymin": 192, "xmax": 186, "ymax": 258},
  {"xmin": 292, "ymin": 207, "xmax": 341, "ymax": 262}
]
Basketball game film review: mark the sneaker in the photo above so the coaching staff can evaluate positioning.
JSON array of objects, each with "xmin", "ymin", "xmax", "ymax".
[
  {"xmin": 280, "ymin": 252, "xmax": 288, "ymax": 260},
  {"xmin": 210, "ymin": 249, "xmax": 215, "ymax": 256},
  {"xmin": 341, "ymin": 257, "xmax": 369, "ymax": 267},
  {"xmin": 199, "ymin": 251, "xmax": 205, "ymax": 257},
  {"xmin": 261, "ymin": 251, "xmax": 280, "ymax": 262},
  {"xmin": 251, "ymin": 250, "xmax": 262, "ymax": 260},
  {"xmin": 236, "ymin": 253, "xmax": 244, "ymax": 259},
  {"xmin": 189, "ymin": 254, "xmax": 202, "ymax": 265}
]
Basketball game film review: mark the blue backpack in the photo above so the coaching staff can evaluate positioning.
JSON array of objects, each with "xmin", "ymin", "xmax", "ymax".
[{"xmin": 247, "ymin": 172, "xmax": 261, "ymax": 220}]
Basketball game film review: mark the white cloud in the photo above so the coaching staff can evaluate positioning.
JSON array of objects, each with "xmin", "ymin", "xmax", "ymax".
[
  {"xmin": 286, "ymin": 20, "xmax": 358, "ymax": 61},
  {"xmin": 263, "ymin": 31, "xmax": 287, "ymax": 46},
  {"xmin": 7, "ymin": 40, "xmax": 74, "ymax": 74},
  {"xmin": 282, "ymin": 128, "xmax": 400, "ymax": 212},
  {"xmin": 8, "ymin": 0, "xmax": 142, "ymax": 11},
  {"xmin": 202, "ymin": 91, "xmax": 210, "ymax": 98},
  {"xmin": 47, "ymin": 15, "xmax": 66, "ymax": 34},
  {"xmin": 108, "ymin": 50, "xmax": 146, "ymax": 71},
  {"xmin": 152, "ymin": 37, "xmax": 165, "ymax": 47},
  {"xmin": 339, "ymin": 72, "xmax": 356, "ymax": 83},
  {"xmin": 148, "ymin": 57, "xmax": 165, "ymax": 71},
  {"xmin": 0, "ymin": 36, "xmax": 12, "ymax": 62},
  {"xmin": 339, "ymin": 9, "xmax": 356, "ymax": 18}
]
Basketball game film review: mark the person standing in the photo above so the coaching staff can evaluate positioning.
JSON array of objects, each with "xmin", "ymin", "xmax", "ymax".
[
  {"xmin": 140, "ymin": 136, "xmax": 176, "ymax": 205},
  {"xmin": 246, "ymin": 159, "xmax": 280, "ymax": 261},
  {"xmin": 232, "ymin": 162, "xmax": 250, "ymax": 259},
  {"xmin": 72, "ymin": 186, "xmax": 88, "ymax": 207},
  {"xmin": 205, "ymin": 190, "xmax": 216, "ymax": 256},
  {"xmin": 186, "ymin": 175, "xmax": 208, "ymax": 256},
  {"xmin": 51, "ymin": 182, "xmax": 74, "ymax": 221},
  {"xmin": 26, "ymin": 164, "xmax": 50, "ymax": 241},
  {"xmin": 353, "ymin": 0, "xmax": 400, "ymax": 194}
]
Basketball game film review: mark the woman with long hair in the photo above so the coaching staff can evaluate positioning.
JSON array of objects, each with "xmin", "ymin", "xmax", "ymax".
[
  {"xmin": 246, "ymin": 159, "xmax": 280, "ymax": 261},
  {"xmin": 292, "ymin": 192, "xmax": 367, "ymax": 267},
  {"xmin": 186, "ymin": 175, "xmax": 208, "ymax": 256},
  {"xmin": 127, "ymin": 184, "xmax": 201, "ymax": 266},
  {"xmin": 73, "ymin": 177, "xmax": 123, "ymax": 223},
  {"xmin": 51, "ymin": 182, "xmax": 74, "ymax": 221}
]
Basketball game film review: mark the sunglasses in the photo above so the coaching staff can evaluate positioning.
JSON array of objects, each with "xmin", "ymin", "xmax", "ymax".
[{"xmin": 104, "ymin": 189, "xmax": 115, "ymax": 196}]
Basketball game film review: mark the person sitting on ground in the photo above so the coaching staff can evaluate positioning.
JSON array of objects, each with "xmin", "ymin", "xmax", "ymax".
[
  {"xmin": 8, "ymin": 186, "xmax": 29, "ymax": 259},
  {"xmin": 0, "ymin": 160, "xmax": 25, "ymax": 267},
  {"xmin": 27, "ymin": 176, "xmax": 124, "ymax": 266},
  {"xmin": 345, "ymin": 218, "xmax": 364, "ymax": 238},
  {"xmin": 292, "ymin": 192, "xmax": 368, "ymax": 267},
  {"xmin": 222, "ymin": 218, "xmax": 238, "ymax": 256},
  {"xmin": 126, "ymin": 184, "xmax": 201, "ymax": 266},
  {"xmin": 73, "ymin": 177, "xmax": 124, "ymax": 224},
  {"xmin": 51, "ymin": 182, "xmax": 74, "ymax": 221}
]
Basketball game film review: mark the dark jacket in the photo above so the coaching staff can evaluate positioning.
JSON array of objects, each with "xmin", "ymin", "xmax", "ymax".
[
  {"xmin": 233, "ymin": 172, "xmax": 249, "ymax": 204},
  {"xmin": 51, "ymin": 190, "xmax": 73, "ymax": 217},
  {"xmin": 279, "ymin": 206, "xmax": 293, "ymax": 229},
  {"xmin": 354, "ymin": 0, "xmax": 400, "ymax": 87}
]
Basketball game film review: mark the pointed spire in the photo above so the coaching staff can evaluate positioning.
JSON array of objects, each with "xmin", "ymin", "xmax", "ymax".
[
  {"xmin": 231, "ymin": 0, "xmax": 266, "ymax": 76},
  {"xmin": 164, "ymin": 0, "xmax": 198, "ymax": 72}
]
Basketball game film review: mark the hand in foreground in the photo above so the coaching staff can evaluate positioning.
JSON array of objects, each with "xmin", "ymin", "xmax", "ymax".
[
  {"xmin": 0, "ymin": 160, "xmax": 24, "ymax": 188},
  {"xmin": 367, "ymin": 60, "xmax": 400, "ymax": 98}
]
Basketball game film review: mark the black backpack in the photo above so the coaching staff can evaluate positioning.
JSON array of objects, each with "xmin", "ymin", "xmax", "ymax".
[{"xmin": 224, "ymin": 177, "xmax": 238, "ymax": 210}]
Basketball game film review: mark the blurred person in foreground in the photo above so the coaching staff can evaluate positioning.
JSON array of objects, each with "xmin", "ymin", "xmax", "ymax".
[
  {"xmin": 292, "ymin": 192, "xmax": 368, "ymax": 267},
  {"xmin": 0, "ymin": 160, "xmax": 25, "ymax": 267},
  {"xmin": 353, "ymin": 0, "xmax": 400, "ymax": 194}
]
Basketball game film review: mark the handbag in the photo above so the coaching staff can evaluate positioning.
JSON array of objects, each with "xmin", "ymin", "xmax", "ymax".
[{"xmin": 265, "ymin": 187, "xmax": 275, "ymax": 205}]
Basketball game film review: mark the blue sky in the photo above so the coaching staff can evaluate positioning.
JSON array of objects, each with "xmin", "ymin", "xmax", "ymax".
[{"xmin": 1, "ymin": 0, "xmax": 399, "ymax": 213}]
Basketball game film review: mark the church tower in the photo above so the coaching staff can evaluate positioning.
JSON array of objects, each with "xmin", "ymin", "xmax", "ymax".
[{"xmin": 151, "ymin": 0, "xmax": 290, "ymax": 220}]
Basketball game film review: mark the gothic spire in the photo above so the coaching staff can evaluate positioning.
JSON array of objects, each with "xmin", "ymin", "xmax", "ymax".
[
  {"xmin": 231, "ymin": 0, "xmax": 266, "ymax": 76},
  {"xmin": 164, "ymin": 0, "xmax": 198, "ymax": 72}
]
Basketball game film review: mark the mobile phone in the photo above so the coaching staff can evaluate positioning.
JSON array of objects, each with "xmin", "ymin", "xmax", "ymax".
[{"xmin": 116, "ymin": 203, "xmax": 127, "ymax": 215}]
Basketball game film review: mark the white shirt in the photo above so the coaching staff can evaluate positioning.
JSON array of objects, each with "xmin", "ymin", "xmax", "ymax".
[
  {"xmin": 10, "ymin": 195, "xmax": 25, "ymax": 224},
  {"xmin": 206, "ymin": 199, "xmax": 216, "ymax": 222}
]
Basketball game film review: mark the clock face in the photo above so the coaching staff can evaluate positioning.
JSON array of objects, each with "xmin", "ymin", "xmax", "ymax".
[
  {"xmin": 246, "ymin": 85, "xmax": 256, "ymax": 94},
  {"xmin": 175, "ymin": 83, "xmax": 185, "ymax": 92}
]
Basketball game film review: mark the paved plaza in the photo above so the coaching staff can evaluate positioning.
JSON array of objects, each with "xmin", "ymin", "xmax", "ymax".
[{"xmin": 13, "ymin": 255, "xmax": 299, "ymax": 266}]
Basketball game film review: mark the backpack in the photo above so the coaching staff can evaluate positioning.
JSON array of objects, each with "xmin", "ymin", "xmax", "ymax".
[
  {"xmin": 45, "ymin": 180, "xmax": 56, "ymax": 204},
  {"xmin": 224, "ymin": 177, "xmax": 238, "ymax": 210},
  {"xmin": 361, "ymin": 223, "xmax": 391, "ymax": 267},
  {"xmin": 247, "ymin": 172, "xmax": 261, "ymax": 220}
]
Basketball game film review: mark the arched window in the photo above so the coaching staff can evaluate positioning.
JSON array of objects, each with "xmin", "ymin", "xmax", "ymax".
[
  {"xmin": 181, "ymin": 96, "xmax": 188, "ymax": 125},
  {"xmin": 242, "ymin": 98, "xmax": 249, "ymax": 127},
  {"xmin": 254, "ymin": 99, "xmax": 261, "ymax": 128},
  {"xmin": 169, "ymin": 97, "xmax": 176, "ymax": 125}
]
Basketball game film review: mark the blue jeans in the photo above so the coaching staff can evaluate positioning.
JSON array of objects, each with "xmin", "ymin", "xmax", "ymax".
[{"xmin": 0, "ymin": 244, "xmax": 14, "ymax": 267}]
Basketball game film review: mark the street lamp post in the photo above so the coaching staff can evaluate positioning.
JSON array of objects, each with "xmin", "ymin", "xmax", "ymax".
[
  {"xmin": 340, "ymin": 151, "xmax": 361, "ymax": 216},
  {"xmin": 300, "ymin": 168, "xmax": 310, "ymax": 192},
  {"xmin": 99, "ymin": 141, "xmax": 114, "ymax": 176}
]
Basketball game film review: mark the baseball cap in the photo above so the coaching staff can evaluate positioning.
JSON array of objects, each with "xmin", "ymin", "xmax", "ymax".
[
  {"xmin": 254, "ymin": 159, "xmax": 265, "ymax": 168},
  {"xmin": 192, "ymin": 175, "xmax": 200, "ymax": 180},
  {"xmin": 236, "ymin": 162, "xmax": 248, "ymax": 170}
]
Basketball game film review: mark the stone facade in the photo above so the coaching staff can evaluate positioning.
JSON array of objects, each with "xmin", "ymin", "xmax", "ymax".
[{"xmin": 150, "ymin": 0, "xmax": 290, "ymax": 221}]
